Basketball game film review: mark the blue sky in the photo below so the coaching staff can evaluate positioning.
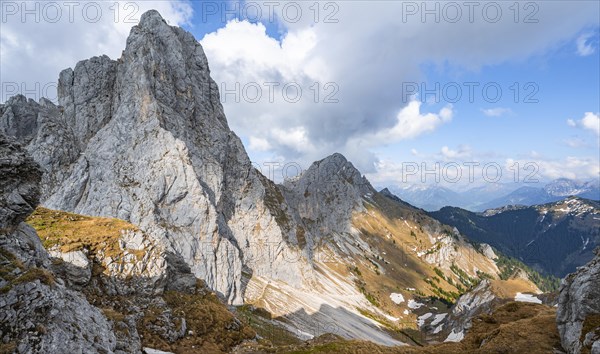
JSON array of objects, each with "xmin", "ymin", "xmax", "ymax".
[
  {"xmin": 183, "ymin": 1, "xmax": 600, "ymax": 187},
  {"xmin": 378, "ymin": 40, "xmax": 600, "ymax": 163},
  {"xmin": 1, "ymin": 0, "xmax": 599, "ymax": 188}
]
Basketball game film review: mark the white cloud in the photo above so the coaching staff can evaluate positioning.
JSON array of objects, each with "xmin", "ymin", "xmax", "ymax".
[
  {"xmin": 201, "ymin": 20, "xmax": 325, "ymax": 82},
  {"xmin": 581, "ymin": 112, "xmax": 600, "ymax": 136},
  {"xmin": 441, "ymin": 145, "xmax": 472, "ymax": 159},
  {"xmin": 576, "ymin": 32, "xmax": 596, "ymax": 56},
  {"xmin": 506, "ymin": 156, "xmax": 600, "ymax": 181},
  {"xmin": 1, "ymin": 1, "xmax": 193, "ymax": 102},
  {"xmin": 249, "ymin": 136, "xmax": 272, "ymax": 151},
  {"xmin": 200, "ymin": 1, "xmax": 599, "ymax": 172},
  {"xmin": 366, "ymin": 100, "xmax": 453, "ymax": 142},
  {"xmin": 481, "ymin": 107, "xmax": 512, "ymax": 117},
  {"xmin": 368, "ymin": 150, "xmax": 599, "ymax": 189},
  {"xmin": 568, "ymin": 112, "xmax": 600, "ymax": 136}
]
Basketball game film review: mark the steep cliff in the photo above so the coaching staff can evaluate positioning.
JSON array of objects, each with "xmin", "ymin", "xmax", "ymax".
[
  {"xmin": 557, "ymin": 248, "xmax": 600, "ymax": 354},
  {"xmin": 0, "ymin": 132, "xmax": 117, "ymax": 353},
  {"xmin": 1, "ymin": 10, "xmax": 309, "ymax": 306},
  {"xmin": 1, "ymin": 10, "xmax": 548, "ymax": 348}
]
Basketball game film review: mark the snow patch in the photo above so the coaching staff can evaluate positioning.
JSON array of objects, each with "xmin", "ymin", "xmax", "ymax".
[
  {"xmin": 445, "ymin": 330, "xmax": 464, "ymax": 342},
  {"xmin": 417, "ymin": 312, "xmax": 432, "ymax": 327},
  {"xmin": 430, "ymin": 313, "xmax": 447, "ymax": 326},
  {"xmin": 144, "ymin": 348, "xmax": 174, "ymax": 354},
  {"xmin": 515, "ymin": 292, "xmax": 542, "ymax": 304},
  {"xmin": 408, "ymin": 299, "xmax": 424, "ymax": 309},
  {"xmin": 390, "ymin": 293, "xmax": 405, "ymax": 304},
  {"xmin": 383, "ymin": 314, "xmax": 400, "ymax": 322}
]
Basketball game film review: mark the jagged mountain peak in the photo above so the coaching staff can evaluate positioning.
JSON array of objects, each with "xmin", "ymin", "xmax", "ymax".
[
  {"xmin": 137, "ymin": 8, "xmax": 166, "ymax": 27},
  {"xmin": 379, "ymin": 187, "xmax": 393, "ymax": 195},
  {"xmin": 289, "ymin": 152, "xmax": 374, "ymax": 194},
  {"xmin": 2, "ymin": 10, "xmax": 297, "ymax": 306},
  {"xmin": 321, "ymin": 151, "xmax": 348, "ymax": 162},
  {"xmin": 0, "ymin": 10, "xmax": 556, "ymax": 348},
  {"xmin": 544, "ymin": 178, "xmax": 598, "ymax": 198}
]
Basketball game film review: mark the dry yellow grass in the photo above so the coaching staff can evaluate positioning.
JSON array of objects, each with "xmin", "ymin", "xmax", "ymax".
[
  {"xmin": 490, "ymin": 278, "xmax": 540, "ymax": 299},
  {"xmin": 26, "ymin": 207, "xmax": 141, "ymax": 259}
]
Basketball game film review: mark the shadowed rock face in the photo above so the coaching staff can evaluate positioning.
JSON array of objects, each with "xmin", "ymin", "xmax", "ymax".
[
  {"xmin": 0, "ymin": 132, "xmax": 117, "ymax": 353},
  {"xmin": 557, "ymin": 248, "xmax": 600, "ymax": 354},
  {"xmin": 0, "ymin": 133, "xmax": 41, "ymax": 233}
]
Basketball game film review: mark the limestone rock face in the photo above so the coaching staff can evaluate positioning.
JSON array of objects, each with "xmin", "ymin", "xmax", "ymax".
[
  {"xmin": 282, "ymin": 153, "xmax": 375, "ymax": 254},
  {"xmin": 0, "ymin": 95, "xmax": 40, "ymax": 145},
  {"xmin": 0, "ymin": 95, "xmax": 79, "ymax": 201},
  {"xmin": 446, "ymin": 280, "xmax": 496, "ymax": 330},
  {"xmin": 0, "ymin": 131, "xmax": 253, "ymax": 353},
  {"xmin": 557, "ymin": 248, "xmax": 600, "ymax": 354},
  {"xmin": 0, "ymin": 132, "xmax": 117, "ymax": 353},
  {"xmin": 0, "ymin": 133, "xmax": 41, "ymax": 234},
  {"xmin": 1, "ymin": 10, "xmax": 308, "ymax": 305}
]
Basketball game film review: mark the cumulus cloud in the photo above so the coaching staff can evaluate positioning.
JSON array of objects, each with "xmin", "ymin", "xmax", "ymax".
[
  {"xmin": 200, "ymin": 1, "xmax": 599, "ymax": 172},
  {"xmin": 568, "ymin": 112, "xmax": 600, "ymax": 136},
  {"xmin": 0, "ymin": 1, "xmax": 193, "ymax": 102},
  {"xmin": 581, "ymin": 112, "xmax": 600, "ymax": 136},
  {"xmin": 350, "ymin": 100, "xmax": 453, "ymax": 146}
]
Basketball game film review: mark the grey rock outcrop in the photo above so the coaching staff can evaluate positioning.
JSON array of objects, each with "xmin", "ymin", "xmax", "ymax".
[
  {"xmin": 441, "ymin": 280, "xmax": 500, "ymax": 342},
  {"xmin": 0, "ymin": 95, "xmax": 79, "ymax": 201},
  {"xmin": 557, "ymin": 248, "xmax": 600, "ymax": 354},
  {"xmin": 282, "ymin": 153, "xmax": 375, "ymax": 255},
  {"xmin": 0, "ymin": 132, "xmax": 117, "ymax": 353},
  {"xmin": 0, "ymin": 130, "xmax": 253, "ymax": 353},
  {"xmin": 1, "ymin": 10, "xmax": 309, "ymax": 305},
  {"xmin": 0, "ymin": 134, "xmax": 41, "ymax": 234}
]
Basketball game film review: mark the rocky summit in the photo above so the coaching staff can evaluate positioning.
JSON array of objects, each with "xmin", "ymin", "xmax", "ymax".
[
  {"xmin": 1, "ymin": 9, "xmax": 598, "ymax": 354},
  {"xmin": 2, "ymin": 9, "xmax": 310, "ymax": 306}
]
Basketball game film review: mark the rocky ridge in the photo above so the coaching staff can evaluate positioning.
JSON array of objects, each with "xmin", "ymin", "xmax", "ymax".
[
  {"xmin": 0, "ymin": 131, "xmax": 256, "ymax": 353},
  {"xmin": 430, "ymin": 197, "xmax": 600, "ymax": 277},
  {"xmin": 557, "ymin": 247, "xmax": 600, "ymax": 354},
  {"xmin": 0, "ymin": 132, "xmax": 117, "ymax": 353},
  {"xmin": 0, "ymin": 9, "xmax": 565, "ymax": 349}
]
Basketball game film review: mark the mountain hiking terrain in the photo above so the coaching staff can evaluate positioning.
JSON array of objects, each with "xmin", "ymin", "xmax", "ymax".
[
  {"xmin": 1, "ymin": 10, "xmax": 598, "ymax": 354},
  {"xmin": 430, "ymin": 197, "xmax": 600, "ymax": 278}
]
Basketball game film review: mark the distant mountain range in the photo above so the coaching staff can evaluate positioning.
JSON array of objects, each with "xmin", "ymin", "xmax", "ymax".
[
  {"xmin": 385, "ymin": 178, "xmax": 600, "ymax": 212},
  {"xmin": 430, "ymin": 197, "xmax": 600, "ymax": 277}
]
